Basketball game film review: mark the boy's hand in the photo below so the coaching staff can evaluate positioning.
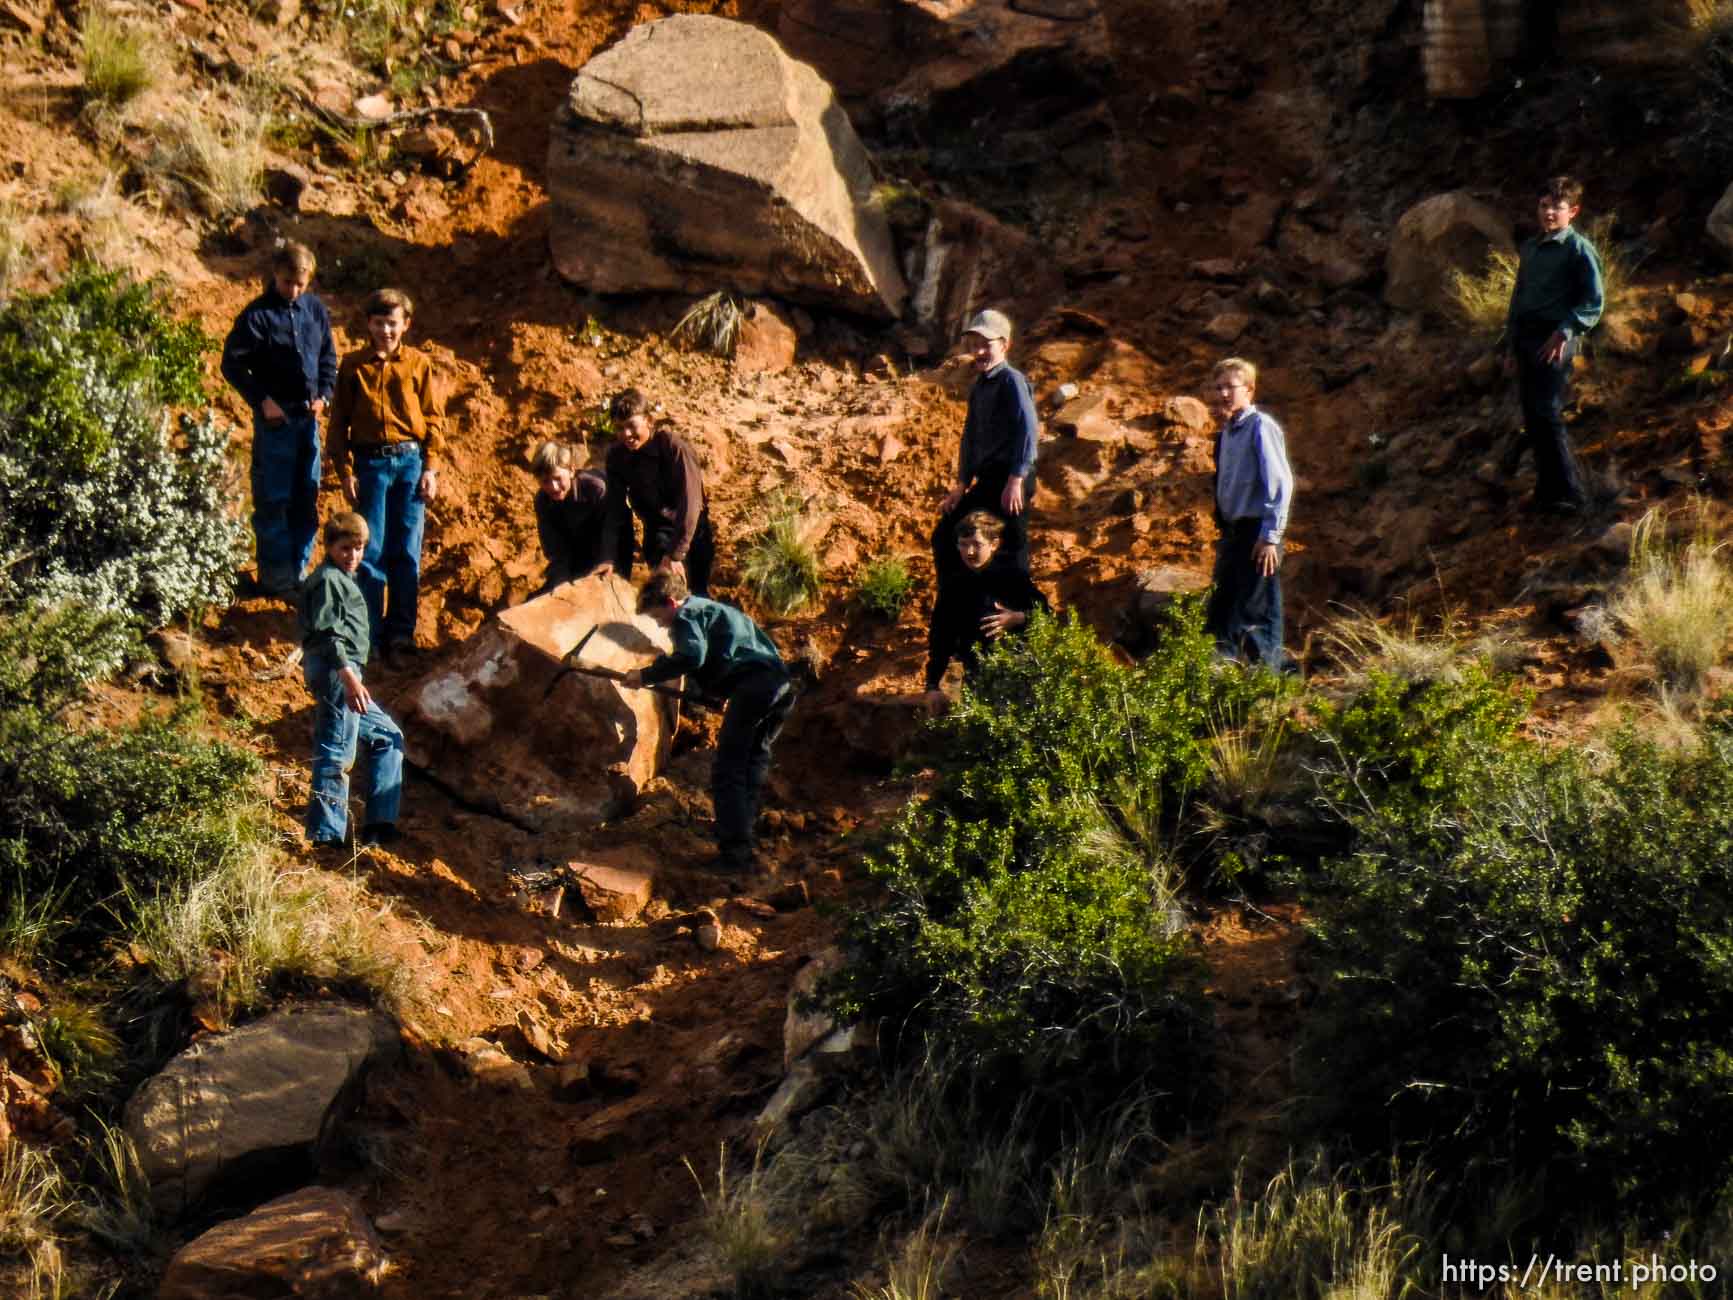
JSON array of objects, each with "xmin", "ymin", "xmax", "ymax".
[
  {"xmin": 417, "ymin": 468, "xmax": 439, "ymax": 502},
  {"xmin": 342, "ymin": 474, "xmax": 359, "ymax": 504},
  {"xmin": 622, "ymin": 669, "xmax": 644, "ymax": 689},
  {"xmin": 1254, "ymin": 541, "xmax": 1281, "ymax": 577},
  {"xmin": 339, "ymin": 665, "xmax": 371, "ymax": 715},
  {"xmin": 940, "ymin": 483, "xmax": 966, "ymax": 514},
  {"xmin": 310, "ymin": 397, "xmax": 328, "ymax": 416},
  {"xmin": 1000, "ymin": 477, "xmax": 1025, "ymax": 516},
  {"xmin": 261, "ymin": 396, "xmax": 287, "ymax": 425},
  {"xmin": 980, "ymin": 602, "xmax": 1025, "ymax": 640},
  {"xmin": 655, "ymin": 557, "xmax": 686, "ymax": 580},
  {"xmin": 923, "ymin": 689, "xmax": 949, "ymax": 717},
  {"xmin": 1539, "ymin": 331, "xmax": 1569, "ymax": 366}
]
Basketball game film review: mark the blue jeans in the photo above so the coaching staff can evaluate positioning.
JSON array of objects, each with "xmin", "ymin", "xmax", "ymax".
[
  {"xmin": 304, "ymin": 655, "xmax": 404, "ymax": 843},
  {"xmin": 354, "ymin": 443, "xmax": 427, "ymax": 648},
  {"xmin": 713, "ymin": 665, "xmax": 795, "ymax": 866},
  {"xmin": 1205, "ymin": 519, "xmax": 1285, "ymax": 670},
  {"xmin": 250, "ymin": 414, "xmax": 321, "ymax": 592},
  {"xmin": 1513, "ymin": 329, "xmax": 1586, "ymax": 506}
]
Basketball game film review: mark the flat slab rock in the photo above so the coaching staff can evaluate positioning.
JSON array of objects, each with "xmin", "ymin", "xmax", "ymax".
[
  {"xmin": 124, "ymin": 1005, "xmax": 399, "ymax": 1219},
  {"xmin": 157, "ymin": 1186, "xmax": 389, "ymax": 1299},
  {"xmin": 398, "ymin": 574, "xmax": 676, "ymax": 831},
  {"xmin": 547, "ymin": 14, "xmax": 906, "ymax": 319}
]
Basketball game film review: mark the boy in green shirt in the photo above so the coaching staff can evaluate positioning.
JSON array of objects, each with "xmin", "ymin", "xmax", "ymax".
[
  {"xmin": 625, "ymin": 570, "xmax": 793, "ymax": 872},
  {"xmin": 299, "ymin": 511, "xmax": 405, "ymax": 846}
]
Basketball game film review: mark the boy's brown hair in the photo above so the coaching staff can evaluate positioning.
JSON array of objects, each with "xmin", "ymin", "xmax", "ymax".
[
  {"xmin": 531, "ymin": 440, "xmax": 579, "ymax": 478},
  {"xmin": 1214, "ymin": 356, "xmax": 1258, "ymax": 390},
  {"xmin": 610, "ymin": 388, "xmax": 650, "ymax": 423},
  {"xmin": 1541, "ymin": 175, "xmax": 1585, "ymax": 208},
  {"xmin": 324, "ymin": 510, "xmax": 369, "ymax": 546},
  {"xmin": 956, "ymin": 509, "xmax": 1006, "ymax": 542},
  {"xmin": 637, "ymin": 568, "xmax": 690, "ymax": 610},
  {"xmin": 273, "ymin": 240, "xmax": 316, "ymax": 278},
  {"xmin": 364, "ymin": 287, "xmax": 414, "ymax": 319}
]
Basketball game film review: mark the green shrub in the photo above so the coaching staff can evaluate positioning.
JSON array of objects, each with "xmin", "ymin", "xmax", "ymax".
[
  {"xmin": 854, "ymin": 556, "xmax": 914, "ymax": 620},
  {"xmin": 1302, "ymin": 669, "xmax": 1733, "ymax": 1214},
  {"xmin": 824, "ymin": 606, "xmax": 1270, "ymax": 1106},
  {"xmin": 0, "ymin": 266, "xmax": 239, "ymax": 623},
  {"xmin": 740, "ymin": 495, "xmax": 822, "ymax": 616}
]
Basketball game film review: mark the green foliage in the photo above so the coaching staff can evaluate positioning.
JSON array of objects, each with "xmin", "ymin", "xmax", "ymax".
[
  {"xmin": 316, "ymin": 0, "xmax": 465, "ymax": 89},
  {"xmin": 0, "ymin": 266, "xmax": 239, "ymax": 623},
  {"xmin": 853, "ymin": 556, "xmax": 914, "ymax": 620},
  {"xmin": 1302, "ymin": 667, "xmax": 1733, "ymax": 1213},
  {"xmin": 825, "ymin": 605, "xmax": 1268, "ymax": 1105},
  {"xmin": 740, "ymin": 494, "xmax": 822, "ymax": 616},
  {"xmin": 673, "ymin": 291, "xmax": 745, "ymax": 358}
]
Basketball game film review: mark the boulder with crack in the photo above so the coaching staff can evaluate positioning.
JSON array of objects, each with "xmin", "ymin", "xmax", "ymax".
[
  {"xmin": 397, "ymin": 573, "xmax": 676, "ymax": 831},
  {"xmin": 547, "ymin": 14, "xmax": 907, "ymax": 319}
]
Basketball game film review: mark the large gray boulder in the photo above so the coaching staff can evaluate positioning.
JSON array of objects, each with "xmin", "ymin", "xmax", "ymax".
[
  {"xmin": 1384, "ymin": 191, "xmax": 1514, "ymax": 318},
  {"xmin": 398, "ymin": 573, "xmax": 677, "ymax": 831},
  {"xmin": 157, "ymin": 1187, "xmax": 388, "ymax": 1299},
  {"xmin": 124, "ymin": 1005, "xmax": 398, "ymax": 1218},
  {"xmin": 547, "ymin": 15, "xmax": 907, "ymax": 319}
]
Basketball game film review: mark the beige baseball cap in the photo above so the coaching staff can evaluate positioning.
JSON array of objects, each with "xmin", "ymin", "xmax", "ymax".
[{"xmin": 962, "ymin": 309, "xmax": 1012, "ymax": 342}]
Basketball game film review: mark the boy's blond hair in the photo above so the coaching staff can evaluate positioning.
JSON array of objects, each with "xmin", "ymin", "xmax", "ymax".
[
  {"xmin": 956, "ymin": 509, "xmax": 1006, "ymax": 542},
  {"xmin": 364, "ymin": 287, "xmax": 414, "ymax": 319},
  {"xmin": 1214, "ymin": 357, "xmax": 1258, "ymax": 390},
  {"xmin": 324, "ymin": 511, "xmax": 369, "ymax": 546},
  {"xmin": 273, "ymin": 241, "xmax": 316, "ymax": 278},
  {"xmin": 638, "ymin": 568, "xmax": 689, "ymax": 610},
  {"xmin": 531, "ymin": 440, "xmax": 580, "ymax": 478}
]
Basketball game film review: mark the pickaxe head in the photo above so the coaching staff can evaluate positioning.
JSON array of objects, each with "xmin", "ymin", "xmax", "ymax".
[{"xmin": 566, "ymin": 624, "xmax": 600, "ymax": 665}]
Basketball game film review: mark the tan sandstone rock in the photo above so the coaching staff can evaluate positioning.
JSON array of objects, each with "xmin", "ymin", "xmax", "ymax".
[
  {"xmin": 125, "ymin": 1005, "xmax": 399, "ymax": 1219},
  {"xmin": 547, "ymin": 15, "xmax": 907, "ymax": 319},
  {"xmin": 1385, "ymin": 191, "xmax": 1514, "ymax": 318},
  {"xmin": 398, "ymin": 574, "xmax": 676, "ymax": 831},
  {"xmin": 157, "ymin": 1187, "xmax": 388, "ymax": 1299}
]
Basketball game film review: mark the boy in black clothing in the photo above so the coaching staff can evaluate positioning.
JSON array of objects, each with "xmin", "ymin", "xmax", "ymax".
[
  {"xmin": 924, "ymin": 510, "xmax": 1048, "ymax": 716},
  {"xmin": 531, "ymin": 439, "xmax": 631, "ymax": 593},
  {"xmin": 626, "ymin": 569, "xmax": 793, "ymax": 872},
  {"xmin": 596, "ymin": 388, "xmax": 715, "ymax": 596}
]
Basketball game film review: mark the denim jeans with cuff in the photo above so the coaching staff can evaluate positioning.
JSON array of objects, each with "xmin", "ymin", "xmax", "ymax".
[
  {"xmin": 712, "ymin": 665, "xmax": 795, "ymax": 868},
  {"xmin": 354, "ymin": 441, "xmax": 427, "ymax": 650},
  {"xmin": 1205, "ymin": 519, "xmax": 1286, "ymax": 671},
  {"xmin": 304, "ymin": 653, "xmax": 404, "ymax": 844},
  {"xmin": 250, "ymin": 413, "xmax": 321, "ymax": 593}
]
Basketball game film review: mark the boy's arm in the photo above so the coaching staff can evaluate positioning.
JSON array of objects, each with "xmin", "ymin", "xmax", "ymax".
[
  {"xmin": 1010, "ymin": 371, "xmax": 1039, "ymax": 482},
  {"xmin": 326, "ymin": 360, "xmax": 356, "ymax": 483},
  {"xmin": 301, "ymin": 577, "xmax": 355, "ymax": 670},
  {"xmin": 416, "ymin": 351, "xmax": 446, "ymax": 466},
  {"xmin": 1562, "ymin": 240, "xmax": 1605, "ymax": 339},
  {"xmin": 1255, "ymin": 415, "xmax": 1294, "ymax": 545},
  {"xmin": 667, "ymin": 436, "xmax": 704, "ymax": 563},
  {"xmin": 535, "ymin": 493, "xmax": 571, "ymax": 587},
  {"xmin": 315, "ymin": 301, "xmax": 338, "ymax": 405},
  {"xmin": 220, "ymin": 308, "xmax": 266, "ymax": 409},
  {"xmin": 640, "ymin": 614, "xmax": 705, "ymax": 686}
]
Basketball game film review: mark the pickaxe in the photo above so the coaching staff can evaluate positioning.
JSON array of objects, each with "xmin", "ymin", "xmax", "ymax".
[{"xmin": 542, "ymin": 624, "xmax": 711, "ymax": 707}]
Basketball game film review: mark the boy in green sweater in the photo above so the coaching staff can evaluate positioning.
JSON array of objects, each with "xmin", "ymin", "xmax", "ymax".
[
  {"xmin": 299, "ymin": 511, "xmax": 405, "ymax": 846},
  {"xmin": 625, "ymin": 570, "xmax": 793, "ymax": 872}
]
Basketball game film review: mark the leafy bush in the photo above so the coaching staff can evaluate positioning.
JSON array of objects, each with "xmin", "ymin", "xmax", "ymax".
[
  {"xmin": 1302, "ymin": 667, "xmax": 1733, "ymax": 1213},
  {"xmin": 1610, "ymin": 505, "xmax": 1733, "ymax": 696},
  {"xmin": 0, "ymin": 266, "xmax": 239, "ymax": 623},
  {"xmin": 740, "ymin": 494, "xmax": 822, "ymax": 616},
  {"xmin": 853, "ymin": 556, "xmax": 914, "ymax": 620},
  {"xmin": 825, "ymin": 606, "xmax": 1270, "ymax": 1106}
]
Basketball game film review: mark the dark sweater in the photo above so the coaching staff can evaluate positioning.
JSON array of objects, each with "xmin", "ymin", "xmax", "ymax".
[
  {"xmin": 600, "ymin": 428, "xmax": 706, "ymax": 566},
  {"xmin": 535, "ymin": 471, "xmax": 618, "ymax": 585},
  {"xmin": 959, "ymin": 363, "xmax": 1039, "ymax": 487},
  {"xmin": 1507, "ymin": 225, "xmax": 1604, "ymax": 342},
  {"xmin": 925, "ymin": 564, "xmax": 1048, "ymax": 690},
  {"xmin": 220, "ymin": 286, "xmax": 338, "ymax": 416}
]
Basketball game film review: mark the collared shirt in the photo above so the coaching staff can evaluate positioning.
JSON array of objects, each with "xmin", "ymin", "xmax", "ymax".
[
  {"xmin": 220, "ymin": 287, "xmax": 338, "ymax": 414},
  {"xmin": 959, "ymin": 362, "xmax": 1039, "ymax": 485},
  {"xmin": 535, "ymin": 471, "xmax": 611, "ymax": 585},
  {"xmin": 640, "ymin": 596, "xmax": 785, "ymax": 695},
  {"xmin": 925, "ymin": 564, "xmax": 1048, "ymax": 690},
  {"xmin": 1507, "ymin": 225, "xmax": 1604, "ymax": 341},
  {"xmin": 1214, "ymin": 405, "xmax": 1293, "ymax": 545},
  {"xmin": 326, "ymin": 344, "xmax": 446, "ymax": 475},
  {"xmin": 601, "ymin": 428, "xmax": 706, "ymax": 563},
  {"xmin": 298, "ymin": 560, "xmax": 370, "ymax": 670}
]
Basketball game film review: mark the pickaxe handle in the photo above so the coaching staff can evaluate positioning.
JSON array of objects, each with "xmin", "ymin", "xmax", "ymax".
[{"xmin": 561, "ymin": 659, "xmax": 711, "ymax": 707}]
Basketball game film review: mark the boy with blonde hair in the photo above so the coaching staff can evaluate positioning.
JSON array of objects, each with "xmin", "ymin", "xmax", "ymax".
[
  {"xmin": 221, "ymin": 241, "xmax": 338, "ymax": 596},
  {"xmin": 1204, "ymin": 357, "xmax": 1293, "ymax": 670},
  {"xmin": 299, "ymin": 511, "xmax": 404, "ymax": 847},
  {"xmin": 326, "ymin": 287, "xmax": 446, "ymax": 665},
  {"xmin": 531, "ymin": 439, "xmax": 630, "ymax": 592}
]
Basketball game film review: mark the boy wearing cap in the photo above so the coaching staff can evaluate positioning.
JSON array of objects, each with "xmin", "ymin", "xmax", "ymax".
[
  {"xmin": 1204, "ymin": 357, "xmax": 1293, "ymax": 671},
  {"xmin": 932, "ymin": 309, "xmax": 1039, "ymax": 582}
]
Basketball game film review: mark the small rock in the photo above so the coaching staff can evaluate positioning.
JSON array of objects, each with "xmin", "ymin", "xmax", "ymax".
[
  {"xmin": 354, "ymin": 93, "xmax": 395, "ymax": 122},
  {"xmin": 1675, "ymin": 291, "xmax": 1710, "ymax": 320},
  {"xmin": 1204, "ymin": 310, "xmax": 1251, "ymax": 344},
  {"xmin": 1660, "ymin": 322, "xmax": 1710, "ymax": 355},
  {"xmin": 516, "ymin": 1013, "xmax": 562, "ymax": 1062},
  {"xmin": 1191, "ymin": 257, "xmax": 1241, "ymax": 281},
  {"xmin": 572, "ymin": 863, "xmax": 653, "ymax": 923},
  {"xmin": 1052, "ymin": 391, "xmax": 1111, "ymax": 438},
  {"xmin": 157, "ymin": 1188, "xmax": 387, "ymax": 1299},
  {"xmin": 769, "ymin": 880, "xmax": 810, "ymax": 912},
  {"xmin": 695, "ymin": 923, "xmax": 722, "ymax": 952},
  {"xmin": 512, "ymin": 946, "xmax": 546, "ymax": 973},
  {"xmin": 878, "ymin": 431, "xmax": 905, "ymax": 463},
  {"xmin": 1158, "ymin": 395, "xmax": 1213, "ymax": 434},
  {"xmin": 261, "ymin": 0, "xmax": 298, "ymax": 25},
  {"xmin": 1599, "ymin": 315, "xmax": 1646, "ymax": 357},
  {"xmin": 1112, "ymin": 487, "xmax": 1146, "ymax": 515},
  {"xmin": 734, "ymin": 898, "xmax": 777, "ymax": 920},
  {"xmin": 1056, "ymin": 381, "xmax": 1080, "ymax": 401}
]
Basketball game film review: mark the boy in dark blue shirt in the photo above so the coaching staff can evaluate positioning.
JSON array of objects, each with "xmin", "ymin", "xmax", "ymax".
[
  {"xmin": 924, "ymin": 510, "xmax": 1048, "ymax": 715},
  {"xmin": 931, "ymin": 309, "xmax": 1039, "ymax": 583},
  {"xmin": 222, "ymin": 242, "xmax": 338, "ymax": 596},
  {"xmin": 626, "ymin": 570, "xmax": 793, "ymax": 873},
  {"xmin": 1504, "ymin": 175, "xmax": 1604, "ymax": 516}
]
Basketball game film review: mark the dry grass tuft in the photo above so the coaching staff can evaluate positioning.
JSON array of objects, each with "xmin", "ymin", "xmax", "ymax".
[
  {"xmin": 1319, "ymin": 606, "xmax": 1513, "ymax": 685},
  {"xmin": 851, "ymin": 1200, "xmax": 960, "ymax": 1300},
  {"xmin": 149, "ymin": 100, "xmax": 267, "ymax": 218},
  {"xmin": 1610, "ymin": 504, "xmax": 1733, "ymax": 697},
  {"xmin": 79, "ymin": 6, "xmax": 161, "ymax": 109},
  {"xmin": 0, "ymin": 1141, "xmax": 69, "ymax": 1300},
  {"xmin": 674, "ymin": 291, "xmax": 746, "ymax": 358},
  {"xmin": 1447, "ymin": 248, "xmax": 1518, "ymax": 339},
  {"xmin": 685, "ymin": 1142, "xmax": 787, "ymax": 1295},
  {"xmin": 740, "ymin": 492, "xmax": 823, "ymax": 616}
]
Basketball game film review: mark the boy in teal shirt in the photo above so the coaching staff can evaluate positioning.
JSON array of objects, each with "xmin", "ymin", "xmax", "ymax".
[
  {"xmin": 299, "ymin": 511, "xmax": 404, "ymax": 846},
  {"xmin": 626, "ymin": 571, "xmax": 793, "ymax": 872}
]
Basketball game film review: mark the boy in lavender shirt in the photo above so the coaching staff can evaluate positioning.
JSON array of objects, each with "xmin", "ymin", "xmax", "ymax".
[{"xmin": 1204, "ymin": 357, "xmax": 1293, "ymax": 670}]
